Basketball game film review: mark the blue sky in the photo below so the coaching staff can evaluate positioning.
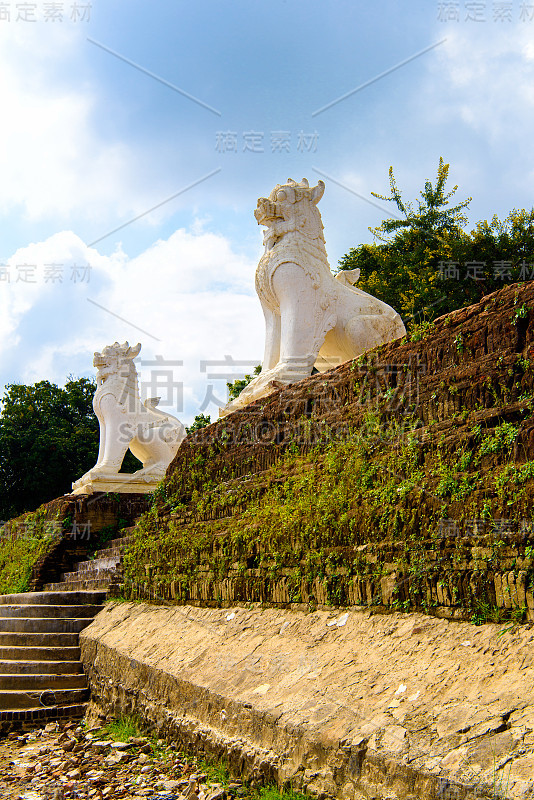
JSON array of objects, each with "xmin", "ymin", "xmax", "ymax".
[{"xmin": 1, "ymin": 0, "xmax": 534, "ymax": 423}]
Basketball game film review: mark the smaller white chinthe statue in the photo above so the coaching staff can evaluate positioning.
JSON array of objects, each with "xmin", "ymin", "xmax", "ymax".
[
  {"xmin": 72, "ymin": 341, "xmax": 185, "ymax": 495},
  {"xmin": 221, "ymin": 178, "xmax": 406, "ymax": 416}
]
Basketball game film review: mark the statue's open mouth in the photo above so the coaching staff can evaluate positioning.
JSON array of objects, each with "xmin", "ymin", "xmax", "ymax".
[{"xmin": 254, "ymin": 199, "xmax": 282, "ymax": 225}]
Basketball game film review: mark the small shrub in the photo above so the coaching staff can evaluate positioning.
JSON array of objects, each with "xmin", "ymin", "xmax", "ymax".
[
  {"xmin": 479, "ymin": 422, "xmax": 518, "ymax": 456},
  {"xmin": 408, "ymin": 320, "xmax": 435, "ymax": 342},
  {"xmin": 104, "ymin": 714, "xmax": 143, "ymax": 741}
]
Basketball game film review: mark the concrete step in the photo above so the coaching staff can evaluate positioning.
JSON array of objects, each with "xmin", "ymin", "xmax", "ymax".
[
  {"xmin": 0, "ymin": 687, "xmax": 88, "ymax": 710},
  {"xmin": 94, "ymin": 544, "xmax": 126, "ymax": 558},
  {"xmin": 74, "ymin": 557, "xmax": 121, "ymax": 573},
  {"xmin": 0, "ymin": 646, "xmax": 81, "ymax": 661},
  {"xmin": 38, "ymin": 530, "xmax": 131, "ymax": 594},
  {"xmin": 0, "ymin": 702, "xmax": 88, "ymax": 731},
  {"xmin": 0, "ymin": 591, "xmax": 107, "ymax": 605},
  {"xmin": 0, "ymin": 660, "xmax": 82, "ymax": 674},
  {"xmin": 1, "ymin": 701, "xmax": 89, "ymax": 715},
  {"xmin": 0, "ymin": 632, "xmax": 80, "ymax": 647},
  {"xmin": 45, "ymin": 579, "xmax": 120, "ymax": 592},
  {"xmin": 0, "ymin": 618, "xmax": 92, "ymax": 634},
  {"xmin": 0, "ymin": 604, "xmax": 104, "ymax": 619},
  {"xmin": 0, "ymin": 673, "xmax": 87, "ymax": 690},
  {"xmin": 59, "ymin": 569, "xmax": 121, "ymax": 583},
  {"xmin": 84, "ymin": 545, "xmax": 125, "ymax": 558},
  {"xmin": 61, "ymin": 566, "xmax": 121, "ymax": 581},
  {"xmin": 0, "ymin": 586, "xmax": 105, "ymax": 733},
  {"xmin": 106, "ymin": 534, "xmax": 134, "ymax": 548},
  {"xmin": 112, "ymin": 526, "xmax": 135, "ymax": 537}
]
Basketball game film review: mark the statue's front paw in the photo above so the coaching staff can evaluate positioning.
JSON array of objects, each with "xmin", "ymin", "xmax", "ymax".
[
  {"xmin": 76, "ymin": 469, "xmax": 95, "ymax": 483},
  {"xmin": 237, "ymin": 373, "xmax": 265, "ymax": 400},
  {"xmin": 72, "ymin": 467, "xmax": 105, "ymax": 490},
  {"xmin": 131, "ymin": 465, "xmax": 166, "ymax": 481},
  {"xmin": 85, "ymin": 466, "xmax": 106, "ymax": 477},
  {"xmin": 81, "ymin": 464, "xmax": 121, "ymax": 480},
  {"xmin": 259, "ymin": 364, "xmax": 304, "ymax": 387}
]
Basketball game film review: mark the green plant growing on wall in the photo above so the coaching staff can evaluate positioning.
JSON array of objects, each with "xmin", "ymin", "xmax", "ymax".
[
  {"xmin": 511, "ymin": 303, "xmax": 529, "ymax": 325},
  {"xmin": 409, "ymin": 319, "xmax": 435, "ymax": 342},
  {"xmin": 0, "ymin": 505, "xmax": 67, "ymax": 594},
  {"xmin": 120, "ymin": 353, "xmax": 534, "ymax": 623},
  {"xmin": 479, "ymin": 422, "xmax": 518, "ymax": 457}
]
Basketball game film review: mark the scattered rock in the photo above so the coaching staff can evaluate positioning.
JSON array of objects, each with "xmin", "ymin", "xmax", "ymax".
[
  {"xmin": 164, "ymin": 780, "xmax": 184, "ymax": 791},
  {"xmin": 207, "ymin": 789, "xmax": 227, "ymax": 800},
  {"xmin": 104, "ymin": 750, "xmax": 129, "ymax": 765},
  {"xmin": 91, "ymin": 740, "xmax": 113, "ymax": 750},
  {"xmin": 44, "ymin": 723, "xmax": 57, "ymax": 734},
  {"xmin": 66, "ymin": 768, "xmax": 81, "ymax": 780}
]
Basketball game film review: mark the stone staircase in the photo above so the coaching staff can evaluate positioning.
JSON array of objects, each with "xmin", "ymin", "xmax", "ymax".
[
  {"xmin": 44, "ymin": 528, "xmax": 133, "ymax": 592},
  {"xmin": 0, "ymin": 590, "xmax": 106, "ymax": 733},
  {"xmin": 0, "ymin": 528, "xmax": 135, "ymax": 731}
]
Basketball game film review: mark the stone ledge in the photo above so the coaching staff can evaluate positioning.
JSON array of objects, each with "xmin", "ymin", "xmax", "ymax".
[
  {"xmin": 122, "ymin": 563, "xmax": 534, "ymax": 622},
  {"xmin": 0, "ymin": 702, "xmax": 88, "ymax": 735},
  {"xmin": 80, "ymin": 602, "xmax": 534, "ymax": 800},
  {"xmin": 72, "ymin": 474, "xmax": 161, "ymax": 496}
]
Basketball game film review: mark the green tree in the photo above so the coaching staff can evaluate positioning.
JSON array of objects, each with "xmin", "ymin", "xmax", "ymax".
[
  {"xmin": 369, "ymin": 157, "xmax": 471, "ymax": 243},
  {"xmin": 339, "ymin": 158, "xmax": 473, "ymax": 321},
  {"xmin": 467, "ymin": 209, "xmax": 534, "ymax": 277},
  {"xmin": 226, "ymin": 365, "xmax": 262, "ymax": 401},
  {"xmin": 186, "ymin": 413, "xmax": 211, "ymax": 434},
  {"xmin": 0, "ymin": 378, "xmax": 99, "ymax": 520},
  {"xmin": 339, "ymin": 160, "xmax": 534, "ymax": 324},
  {"xmin": 438, "ymin": 208, "xmax": 534, "ymax": 307}
]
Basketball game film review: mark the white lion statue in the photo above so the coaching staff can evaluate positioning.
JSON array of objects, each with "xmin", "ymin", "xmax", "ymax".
[
  {"xmin": 221, "ymin": 178, "xmax": 406, "ymax": 416},
  {"xmin": 72, "ymin": 341, "xmax": 185, "ymax": 494}
]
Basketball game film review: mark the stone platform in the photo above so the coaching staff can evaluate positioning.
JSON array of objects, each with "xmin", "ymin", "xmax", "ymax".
[
  {"xmin": 80, "ymin": 602, "xmax": 534, "ymax": 800},
  {"xmin": 72, "ymin": 472, "xmax": 163, "ymax": 496}
]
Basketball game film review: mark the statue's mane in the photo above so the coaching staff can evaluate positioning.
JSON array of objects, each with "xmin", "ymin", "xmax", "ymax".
[{"xmin": 94, "ymin": 341, "xmax": 141, "ymax": 405}]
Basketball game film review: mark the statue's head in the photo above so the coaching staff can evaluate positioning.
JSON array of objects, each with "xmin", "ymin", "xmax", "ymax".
[
  {"xmin": 93, "ymin": 341, "xmax": 141, "ymax": 374},
  {"xmin": 254, "ymin": 178, "xmax": 325, "ymax": 226}
]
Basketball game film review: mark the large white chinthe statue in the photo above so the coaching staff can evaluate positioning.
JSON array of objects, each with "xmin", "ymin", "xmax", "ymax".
[
  {"xmin": 72, "ymin": 341, "xmax": 185, "ymax": 495},
  {"xmin": 221, "ymin": 178, "xmax": 406, "ymax": 416}
]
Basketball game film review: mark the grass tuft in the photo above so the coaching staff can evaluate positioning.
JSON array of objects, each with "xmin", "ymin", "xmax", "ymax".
[
  {"xmin": 104, "ymin": 714, "xmax": 143, "ymax": 741},
  {"xmin": 253, "ymin": 788, "xmax": 311, "ymax": 800}
]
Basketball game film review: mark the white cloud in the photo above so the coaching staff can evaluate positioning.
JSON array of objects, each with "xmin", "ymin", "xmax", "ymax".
[
  {"xmin": 0, "ymin": 225, "xmax": 264, "ymax": 423},
  {"xmin": 0, "ymin": 24, "xmax": 155, "ymax": 224},
  {"xmin": 426, "ymin": 25, "xmax": 534, "ymax": 143}
]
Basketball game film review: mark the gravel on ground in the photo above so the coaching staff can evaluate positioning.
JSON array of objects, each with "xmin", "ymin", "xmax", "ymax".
[{"xmin": 0, "ymin": 720, "xmax": 244, "ymax": 800}]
